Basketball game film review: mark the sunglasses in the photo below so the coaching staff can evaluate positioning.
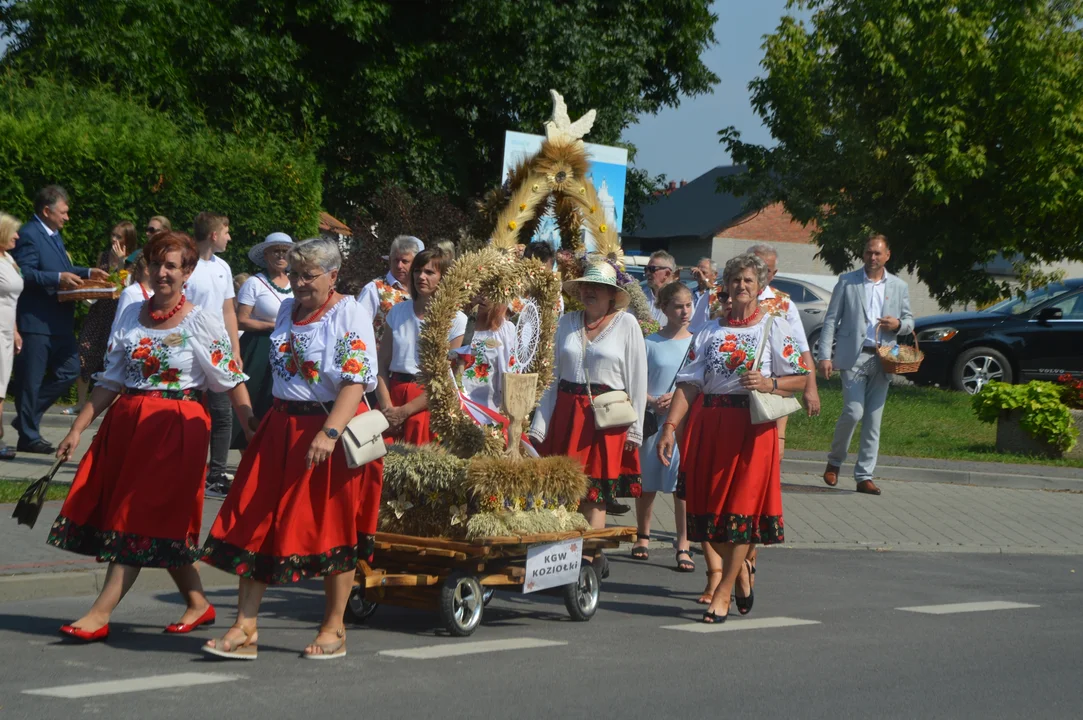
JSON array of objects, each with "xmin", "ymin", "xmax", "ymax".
[
  {"xmin": 145, "ymin": 226, "xmax": 161, "ymax": 234},
  {"xmin": 645, "ymin": 265, "xmax": 673, "ymax": 274}
]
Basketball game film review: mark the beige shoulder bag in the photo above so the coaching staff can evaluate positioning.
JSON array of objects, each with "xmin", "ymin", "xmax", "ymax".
[
  {"xmin": 748, "ymin": 315, "xmax": 803, "ymax": 425},
  {"xmin": 581, "ymin": 314, "xmax": 638, "ymax": 430},
  {"xmin": 289, "ymin": 332, "xmax": 388, "ymax": 468}
]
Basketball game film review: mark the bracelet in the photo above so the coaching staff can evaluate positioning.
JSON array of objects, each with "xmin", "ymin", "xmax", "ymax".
[{"xmin": 662, "ymin": 421, "xmax": 677, "ymax": 431}]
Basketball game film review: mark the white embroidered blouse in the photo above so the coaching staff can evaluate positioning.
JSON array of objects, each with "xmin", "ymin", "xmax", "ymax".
[
  {"xmin": 456, "ymin": 320, "xmax": 519, "ymax": 411},
  {"xmin": 385, "ymin": 300, "xmax": 468, "ymax": 376},
  {"xmin": 268, "ymin": 297, "xmax": 379, "ymax": 402},
  {"xmin": 529, "ymin": 310, "xmax": 648, "ymax": 445},
  {"xmin": 95, "ymin": 303, "xmax": 247, "ymax": 394},
  {"xmin": 676, "ymin": 314, "xmax": 810, "ymax": 395}
]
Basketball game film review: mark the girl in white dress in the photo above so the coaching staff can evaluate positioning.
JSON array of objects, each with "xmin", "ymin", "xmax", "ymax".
[{"xmin": 455, "ymin": 296, "xmax": 518, "ymax": 412}]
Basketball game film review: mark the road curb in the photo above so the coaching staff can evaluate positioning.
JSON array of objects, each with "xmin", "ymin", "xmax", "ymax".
[
  {"xmin": 781, "ymin": 457, "xmax": 1083, "ymax": 492},
  {"xmin": 0, "ymin": 563, "xmax": 240, "ymax": 604}
]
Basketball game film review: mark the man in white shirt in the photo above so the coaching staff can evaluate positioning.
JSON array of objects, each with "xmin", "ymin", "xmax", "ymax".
[
  {"xmin": 817, "ymin": 235, "xmax": 913, "ymax": 495},
  {"xmin": 186, "ymin": 212, "xmax": 242, "ymax": 497},
  {"xmin": 357, "ymin": 235, "xmax": 422, "ymax": 344},
  {"xmin": 641, "ymin": 250, "xmax": 677, "ymax": 325}
]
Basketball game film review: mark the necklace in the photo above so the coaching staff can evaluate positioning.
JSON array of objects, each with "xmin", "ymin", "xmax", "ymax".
[
  {"xmin": 149, "ymin": 293, "xmax": 185, "ymax": 322},
  {"xmin": 139, "ymin": 283, "xmax": 150, "ymax": 301},
  {"xmin": 293, "ymin": 291, "xmax": 336, "ymax": 326},
  {"xmin": 263, "ymin": 273, "xmax": 292, "ymax": 295},
  {"xmin": 727, "ymin": 308, "xmax": 761, "ymax": 327},
  {"xmin": 584, "ymin": 312, "xmax": 610, "ymax": 332}
]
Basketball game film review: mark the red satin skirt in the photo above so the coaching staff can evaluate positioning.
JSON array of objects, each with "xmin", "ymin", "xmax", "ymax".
[
  {"xmin": 677, "ymin": 397, "xmax": 783, "ymax": 544},
  {"xmin": 201, "ymin": 403, "xmax": 384, "ymax": 585},
  {"xmin": 46, "ymin": 393, "xmax": 210, "ymax": 567},
  {"xmin": 537, "ymin": 387, "xmax": 641, "ymax": 502},
  {"xmin": 385, "ymin": 378, "xmax": 435, "ymax": 445}
]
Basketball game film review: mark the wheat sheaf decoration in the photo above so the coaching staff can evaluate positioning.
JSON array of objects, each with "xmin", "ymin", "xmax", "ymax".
[{"xmin": 418, "ymin": 248, "xmax": 561, "ymax": 458}]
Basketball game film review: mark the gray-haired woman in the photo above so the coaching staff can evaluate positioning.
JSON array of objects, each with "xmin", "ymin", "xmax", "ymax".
[
  {"xmin": 657, "ymin": 253, "xmax": 811, "ymax": 624},
  {"xmin": 202, "ymin": 238, "xmax": 383, "ymax": 661}
]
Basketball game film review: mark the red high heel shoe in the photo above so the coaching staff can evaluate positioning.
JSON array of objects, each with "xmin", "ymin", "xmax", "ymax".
[
  {"xmin": 59, "ymin": 624, "xmax": 110, "ymax": 642},
  {"xmin": 164, "ymin": 605, "xmax": 216, "ymax": 634}
]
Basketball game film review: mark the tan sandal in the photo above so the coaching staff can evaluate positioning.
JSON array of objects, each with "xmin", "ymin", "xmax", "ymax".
[
  {"xmin": 302, "ymin": 627, "xmax": 347, "ymax": 661},
  {"xmin": 202, "ymin": 625, "xmax": 258, "ymax": 661},
  {"xmin": 697, "ymin": 569, "xmax": 722, "ymax": 605}
]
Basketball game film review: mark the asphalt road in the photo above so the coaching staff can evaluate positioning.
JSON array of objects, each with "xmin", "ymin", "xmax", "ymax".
[{"xmin": 0, "ymin": 548, "xmax": 1080, "ymax": 720}]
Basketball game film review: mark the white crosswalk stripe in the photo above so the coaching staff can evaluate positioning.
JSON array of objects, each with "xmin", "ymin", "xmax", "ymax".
[
  {"xmin": 379, "ymin": 638, "xmax": 566, "ymax": 659},
  {"xmin": 897, "ymin": 601, "xmax": 1039, "ymax": 615},
  {"xmin": 661, "ymin": 616, "xmax": 821, "ymax": 634},
  {"xmin": 23, "ymin": 672, "xmax": 243, "ymax": 699}
]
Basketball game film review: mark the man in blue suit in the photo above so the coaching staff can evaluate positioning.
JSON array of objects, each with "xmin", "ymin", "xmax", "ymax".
[{"xmin": 11, "ymin": 186, "xmax": 107, "ymax": 453}]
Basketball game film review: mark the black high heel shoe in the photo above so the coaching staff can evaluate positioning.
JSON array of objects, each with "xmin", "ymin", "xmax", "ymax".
[
  {"xmin": 701, "ymin": 610, "xmax": 728, "ymax": 624},
  {"xmin": 735, "ymin": 559, "xmax": 755, "ymax": 615}
]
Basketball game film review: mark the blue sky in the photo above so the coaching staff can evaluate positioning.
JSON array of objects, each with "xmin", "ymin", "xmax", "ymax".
[{"xmin": 621, "ymin": 0, "xmax": 805, "ymax": 184}]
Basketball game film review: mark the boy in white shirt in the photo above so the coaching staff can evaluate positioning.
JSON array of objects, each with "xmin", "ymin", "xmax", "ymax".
[{"xmin": 186, "ymin": 212, "xmax": 243, "ymax": 497}]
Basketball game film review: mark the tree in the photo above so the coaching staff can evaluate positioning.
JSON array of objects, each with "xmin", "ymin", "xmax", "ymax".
[
  {"xmin": 720, "ymin": 0, "xmax": 1083, "ymax": 308},
  {"xmin": 1, "ymin": 0, "xmax": 717, "ymax": 215}
]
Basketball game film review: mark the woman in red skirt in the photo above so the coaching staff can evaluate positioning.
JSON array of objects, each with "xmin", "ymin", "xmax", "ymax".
[
  {"xmin": 376, "ymin": 245, "xmax": 466, "ymax": 444},
  {"xmin": 48, "ymin": 231, "xmax": 255, "ymax": 642},
  {"xmin": 202, "ymin": 238, "xmax": 382, "ymax": 661},
  {"xmin": 657, "ymin": 253, "xmax": 810, "ymax": 624},
  {"xmin": 529, "ymin": 262, "xmax": 647, "ymax": 577}
]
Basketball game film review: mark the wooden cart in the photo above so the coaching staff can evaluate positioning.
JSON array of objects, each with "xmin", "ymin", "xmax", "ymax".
[{"xmin": 347, "ymin": 527, "xmax": 637, "ymax": 636}]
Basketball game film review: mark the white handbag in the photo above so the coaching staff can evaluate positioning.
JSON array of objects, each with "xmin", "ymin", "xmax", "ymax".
[
  {"xmin": 748, "ymin": 315, "xmax": 803, "ymax": 425},
  {"xmin": 290, "ymin": 334, "xmax": 389, "ymax": 468},
  {"xmin": 581, "ymin": 319, "xmax": 637, "ymax": 430}
]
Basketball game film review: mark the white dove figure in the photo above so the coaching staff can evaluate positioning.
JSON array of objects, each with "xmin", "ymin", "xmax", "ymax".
[{"xmin": 545, "ymin": 89, "xmax": 597, "ymax": 143}]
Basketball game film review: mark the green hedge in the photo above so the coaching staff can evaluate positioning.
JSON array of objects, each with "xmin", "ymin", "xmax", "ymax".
[{"xmin": 0, "ymin": 76, "xmax": 323, "ymax": 274}]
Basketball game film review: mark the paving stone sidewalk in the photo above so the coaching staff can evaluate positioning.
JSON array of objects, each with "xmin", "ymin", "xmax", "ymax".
[{"xmin": 609, "ymin": 472, "xmax": 1083, "ymax": 555}]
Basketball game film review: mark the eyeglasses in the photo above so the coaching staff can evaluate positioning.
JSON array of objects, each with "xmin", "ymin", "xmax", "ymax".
[
  {"xmin": 645, "ymin": 265, "xmax": 673, "ymax": 274},
  {"xmin": 287, "ymin": 270, "xmax": 326, "ymax": 285},
  {"xmin": 266, "ymin": 247, "xmax": 291, "ymax": 256}
]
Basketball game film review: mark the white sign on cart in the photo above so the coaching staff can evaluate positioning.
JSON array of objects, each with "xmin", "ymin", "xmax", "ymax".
[{"xmin": 523, "ymin": 538, "xmax": 583, "ymax": 594}]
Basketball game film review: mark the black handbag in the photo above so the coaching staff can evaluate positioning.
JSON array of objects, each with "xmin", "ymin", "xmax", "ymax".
[
  {"xmin": 642, "ymin": 337, "xmax": 693, "ymax": 440},
  {"xmin": 12, "ymin": 458, "xmax": 66, "ymax": 529}
]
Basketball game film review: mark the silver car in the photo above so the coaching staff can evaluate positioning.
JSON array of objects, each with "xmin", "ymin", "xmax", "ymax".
[{"xmin": 768, "ymin": 274, "xmax": 835, "ymax": 359}]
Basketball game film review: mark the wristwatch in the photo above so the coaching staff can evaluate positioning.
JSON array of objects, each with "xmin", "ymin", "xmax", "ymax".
[
  {"xmin": 323, "ymin": 427, "xmax": 340, "ymax": 440},
  {"xmin": 772, "ymin": 378, "xmax": 778, "ymax": 392}
]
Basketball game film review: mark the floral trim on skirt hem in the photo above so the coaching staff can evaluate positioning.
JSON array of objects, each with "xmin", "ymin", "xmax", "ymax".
[
  {"xmin": 686, "ymin": 512, "xmax": 785, "ymax": 545},
  {"xmin": 46, "ymin": 516, "xmax": 200, "ymax": 567},
  {"xmin": 201, "ymin": 534, "xmax": 373, "ymax": 585},
  {"xmin": 583, "ymin": 474, "xmax": 643, "ymax": 503}
]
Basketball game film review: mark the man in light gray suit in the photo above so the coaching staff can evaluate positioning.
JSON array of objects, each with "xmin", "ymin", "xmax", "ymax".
[{"xmin": 817, "ymin": 235, "xmax": 913, "ymax": 495}]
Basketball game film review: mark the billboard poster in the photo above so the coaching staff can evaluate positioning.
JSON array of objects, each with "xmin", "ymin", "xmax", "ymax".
[{"xmin": 501, "ymin": 131, "xmax": 629, "ymax": 249}]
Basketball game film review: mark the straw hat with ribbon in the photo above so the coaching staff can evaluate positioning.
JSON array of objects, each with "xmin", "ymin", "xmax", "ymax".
[
  {"xmin": 562, "ymin": 261, "xmax": 630, "ymax": 310},
  {"xmin": 247, "ymin": 232, "xmax": 294, "ymax": 267}
]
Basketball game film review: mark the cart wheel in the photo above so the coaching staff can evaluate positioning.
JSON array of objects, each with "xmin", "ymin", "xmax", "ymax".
[
  {"xmin": 482, "ymin": 588, "xmax": 495, "ymax": 606},
  {"xmin": 439, "ymin": 572, "xmax": 484, "ymax": 636},
  {"xmin": 563, "ymin": 563, "xmax": 599, "ymax": 622},
  {"xmin": 344, "ymin": 586, "xmax": 379, "ymax": 624}
]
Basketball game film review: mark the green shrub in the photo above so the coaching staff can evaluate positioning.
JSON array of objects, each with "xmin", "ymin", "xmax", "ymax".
[
  {"xmin": 972, "ymin": 381, "xmax": 1079, "ymax": 452},
  {"xmin": 0, "ymin": 76, "xmax": 322, "ymax": 274}
]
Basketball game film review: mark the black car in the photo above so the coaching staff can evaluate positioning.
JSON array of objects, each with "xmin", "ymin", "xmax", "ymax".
[{"xmin": 911, "ymin": 279, "xmax": 1083, "ymax": 394}]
